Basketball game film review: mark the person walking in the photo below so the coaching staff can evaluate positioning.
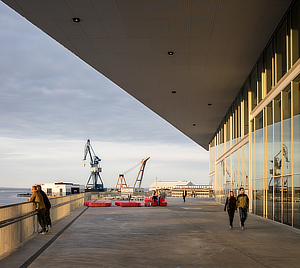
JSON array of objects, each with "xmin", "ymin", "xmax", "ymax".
[
  {"xmin": 183, "ymin": 189, "xmax": 187, "ymax": 202},
  {"xmin": 28, "ymin": 185, "xmax": 47, "ymax": 234},
  {"xmin": 152, "ymin": 190, "xmax": 158, "ymax": 203},
  {"xmin": 37, "ymin": 185, "xmax": 52, "ymax": 233},
  {"xmin": 236, "ymin": 187, "xmax": 249, "ymax": 230},
  {"xmin": 224, "ymin": 191, "xmax": 236, "ymax": 229},
  {"xmin": 157, "ymin": 190, "xmax": 161, "ymax": 206}
]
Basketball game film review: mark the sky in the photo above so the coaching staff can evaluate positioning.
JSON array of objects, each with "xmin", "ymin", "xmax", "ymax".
[{"xmin": 0, "ymin": 2, "xmax": 209, "ymax": 188}]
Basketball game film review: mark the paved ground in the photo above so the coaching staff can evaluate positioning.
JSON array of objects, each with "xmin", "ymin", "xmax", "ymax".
[{"xmin": 1, "ymin": 198, "xmax": 300, "ymax": 268}]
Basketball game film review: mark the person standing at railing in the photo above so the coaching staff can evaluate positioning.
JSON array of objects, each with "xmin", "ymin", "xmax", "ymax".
[
  {"xmin": 28, "ymin": 185, "xmax": 47, "ymax": 234},
  {"xmin": 37, "ymin": 185, "xmax": 52, "ymax": 233}
]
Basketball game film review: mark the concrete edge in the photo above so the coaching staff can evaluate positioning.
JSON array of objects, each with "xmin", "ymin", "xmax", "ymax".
[{"xmin": 0, "ymin": 205, "xmax": 88, "ymax": 267}]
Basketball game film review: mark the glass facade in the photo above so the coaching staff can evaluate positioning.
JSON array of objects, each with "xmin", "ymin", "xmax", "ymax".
[{"xmin": 209, "ymin": 0, "xmax": 300, "ymax": 229}]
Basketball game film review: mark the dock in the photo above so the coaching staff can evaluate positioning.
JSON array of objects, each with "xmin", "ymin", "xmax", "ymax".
[{"xmin": 1, "ymin": 198, "xmax": 300, "ymax": 267}]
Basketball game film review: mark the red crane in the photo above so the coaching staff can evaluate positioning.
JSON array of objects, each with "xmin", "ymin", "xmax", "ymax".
[{"xmin": 115, "ymin": 157, "xmax": 150, "ymax": 190}]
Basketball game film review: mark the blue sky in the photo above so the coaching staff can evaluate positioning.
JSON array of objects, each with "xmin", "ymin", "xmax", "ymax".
[{"xmin": 0, "ymin": 2, "xmax": 209, "ymax": 188}]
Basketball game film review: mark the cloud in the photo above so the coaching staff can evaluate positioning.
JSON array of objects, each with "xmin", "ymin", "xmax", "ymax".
[
  {"xmin": 0, "ymin": 137, "xmax": 208, "ymax": 188},
  {"xmin": 0, "ymin": 2, "xmax": 209, "ymax": 188}
]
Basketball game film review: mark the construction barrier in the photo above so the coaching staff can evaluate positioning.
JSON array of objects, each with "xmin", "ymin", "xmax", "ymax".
[
  {"xmin": 84, "ymin": 202, "xmax": 111, "ymax": 207},
  {"xmin": 116, "ymin": 202, "xmax": 141, "ymax": 207},
  {"xmin": 144, "ymin": 198, "xmax": 167, "ymax": 207}
]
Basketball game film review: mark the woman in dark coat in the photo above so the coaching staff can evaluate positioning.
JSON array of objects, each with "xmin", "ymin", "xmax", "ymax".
[{"xmin": 224, "ymin": 191, "xmax": 236, "ymax": 229}]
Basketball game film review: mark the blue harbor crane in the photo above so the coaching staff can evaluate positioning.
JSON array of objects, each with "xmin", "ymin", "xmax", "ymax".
[{"xmin": 83, "ymin": 139, "xmax": 104, "ymax": 191}]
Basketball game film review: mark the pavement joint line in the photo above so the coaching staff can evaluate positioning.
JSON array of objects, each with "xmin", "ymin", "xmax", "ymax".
[
  {"xmin": 166, "ymin": 206, "xmax": 270, "ymax": 268},
  {"xmin": 19, "ymin": 206, "xmax": 89, "ymax": 268},
  {"xmin": 191, "ymin": 259, "xmax": 202, "ymax": 264}
]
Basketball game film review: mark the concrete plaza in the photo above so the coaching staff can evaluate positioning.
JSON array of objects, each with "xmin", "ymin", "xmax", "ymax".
[{"xmin": 1, "ymin": 198, "xmax": 300, "ymax": 268}]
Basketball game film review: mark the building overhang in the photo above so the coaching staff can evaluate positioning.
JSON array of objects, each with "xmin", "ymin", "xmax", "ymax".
[{"xmin": 1, "ymin": 0, "xmax": 293, "ymax": 150}]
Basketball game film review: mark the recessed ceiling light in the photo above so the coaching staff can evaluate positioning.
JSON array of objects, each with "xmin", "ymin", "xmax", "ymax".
[
  {"xmin": 172, "ymin": 90, "xmax": 177, "ymax": 94},
  {"xmin": 208, "ymin": 103, "xmax": 212, "ymax": 106},
  {"xmin": 193, "ymin": 124, "xmax": 196, "ymax": 127},
  {"xmin": 72, "ymin": 18, "xmax": 81, "ymax": 23},
  {"xmin": 167, "ymin": 51, "xmax": 174, "ymax": 55}
]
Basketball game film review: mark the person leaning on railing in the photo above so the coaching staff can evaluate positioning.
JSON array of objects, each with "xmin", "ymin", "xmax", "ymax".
[
  {"xmin": 28, "ymin": 185, "xmax": 47, "ymax": 234},
  {"xmin": 37, "ymin": 185, "xmax": 52, "ymax": 233}
]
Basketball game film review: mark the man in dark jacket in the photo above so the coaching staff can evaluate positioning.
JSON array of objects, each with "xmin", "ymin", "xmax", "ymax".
[
  {"xmin": 28, "ymin": 185, "xmax": 46, "ymax": 234},
  {"xmin": 236, "ymin": 187, "xmax": 249, "ymax": 230},
  {"xmin": 37, "ymin": 185, "xmax": 52, "ymax": 233}
]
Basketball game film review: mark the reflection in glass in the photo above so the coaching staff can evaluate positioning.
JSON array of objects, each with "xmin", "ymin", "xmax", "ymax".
[
  {"xmin": 255, "ymin": 179, "xmax": 264, "ymax": 216},
  {"xmin": 266, "ymin": 103, "xmax": 273, "ymax": 177},
  {"xmin": 255, "ymin": 112, "xmax": 263, "ymax": 179},
  {"xmin": 274, "ymin": 95, "xmax": 281, "ymax": 176},
  {"xmin": 267, "ymin": 177, "xmax": 273, "ymax": 220},
  {"xmin": 233, "ymin": 149, "xmax": 239, "ymax": 191},
  {"xmin": 283, "ymin": 176, "xmax": 292, "ymax": 225},
  {"xmin": 294, "ymin": 174, "xmax": 300, "ymax": 228},
  {"xmin": 282, "ymin": 86, "xmax": 291, "ymax": 175},
  {"xmin": 293, "ymin": 81, "xmax": 300, "ymax": 173},
  {"xmin": 274, "ymin": 177, "xmax": 282, "ymax": 222}
]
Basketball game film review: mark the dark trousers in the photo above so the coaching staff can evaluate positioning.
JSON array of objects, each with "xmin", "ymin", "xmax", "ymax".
[
  {"xmin": 45, "ymin": 208, "xmax": 51, "ymax": 227},
  {"xmin": 37, "ymin": 208, "xmax": 46, "ymax": 231},
  {"xmin": 227, "ymin": 209, "xmax": 235, "ymax": 226},
  {"xmin": 239, "ymin": 207, "xmax": 247, "ymax": 227},
  {"xmin": 183, "ymin": 196, "xmax": 186, "ymax": 202}
]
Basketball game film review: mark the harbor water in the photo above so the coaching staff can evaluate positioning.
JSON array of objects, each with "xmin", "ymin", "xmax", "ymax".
[{"xmin": 0, "ymin": 187, "xmax": 31, "ymax": 206}]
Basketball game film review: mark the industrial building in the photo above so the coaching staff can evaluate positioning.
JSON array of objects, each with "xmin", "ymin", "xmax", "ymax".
[
  {"xmin": 2, "ymin": 0, "xmax": 299, "ymax": 229},
  {"xmin": 41, "ymin": 182, "xmax": 85, "ymax": 197},
  {"xmin": 148, "ymin": 180, "xmax": 193, "ymax": 191},
  {"xmin": 171, "ymin": 184, "xmax": 213, "ymax": 198}
]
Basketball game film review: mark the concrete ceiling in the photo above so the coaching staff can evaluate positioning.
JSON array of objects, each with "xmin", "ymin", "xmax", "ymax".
[{"xmin": 2, "ymin": 0, "xmax": 293, "ymax": 150}]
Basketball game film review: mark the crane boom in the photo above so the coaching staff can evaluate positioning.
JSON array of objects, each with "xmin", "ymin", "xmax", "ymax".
[{"xmin": 133, "ymin": 157, "xmax": 150, "ymax": 188}]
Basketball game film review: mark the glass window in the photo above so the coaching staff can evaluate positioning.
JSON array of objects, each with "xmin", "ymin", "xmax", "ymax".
[
  {"xmin": 294, "ymin": 174, "xmax": 300, "ymax": 228},
  {"xmin": 293, "ymin": 79, "xmax": 300, "ymax": 173},
  {"xmin": 251, "ymin": 67, "xmax": 257, "ymax": 110},
  {"xmin": 233, "ymin": 149, "xmax": 239, "ymax": 190},
  {"xmin": 209, "ymin": 144, "xmax": 215, "ymax": 173},
  {"xmin": 257, "ymin": 58, "xmax": 263, "ymax": 103},
  {"xmin": 266, "ymin": 103, "xmax": 273, "ymax": 177},
  {"xmin": 282, "ymin": 85, "xmax": 292, "ymax": 176},
  {"xmin": 226, "ymin": 115, "xmax": 230, "ymax": 150},
  {"xmin": 276, "ymin": 18, "xmax": 287, "ymax": 82},
  {"xmin": 244, "ymin": 82, "xmax": 249, "ymax": 135},
  {"xmin": 255, "ymin": 179, "xmax": 264, "ymax": 217},
  {"xmin": 255, "ymin": 111, "xmax": 264, "ymax": 179},
  {"xmin": 274, "ymin": 176, "xmax": 282, "ymax": 222},
  {"xmin": 242, "ymin": 143, "xmax": 249, "ymax": 191},
  {"xmin": 266, "ymin": 102, "xmax": 274, "ymax": 220},
  {"xmin": 219, "ymin": 127, "xmax": 224, "ymax": 156},
  {"xmin": 274, "ymin": 94, "xmax": 281, "ymax": 176},
  {"xmin": 291, "ymin": 0, "xmax": 300, "ymax": 65},
  {"xmin": 283, "ymin": 176, "xmax": 292, "ymax": 226},
  {"xmin": 233, "ymin": 104, "xmax": 237, "ymax": 144},
  {"xmin": 265, "ymin": 43, "xmax": 273, "ymax": 93},
  {"xmin": 267, "ymin": 177, "xmax": 273, "ymax": 220},
  {"xmin": 237, "ymin": 96, "xmax": 241, "ymax": 140}
]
